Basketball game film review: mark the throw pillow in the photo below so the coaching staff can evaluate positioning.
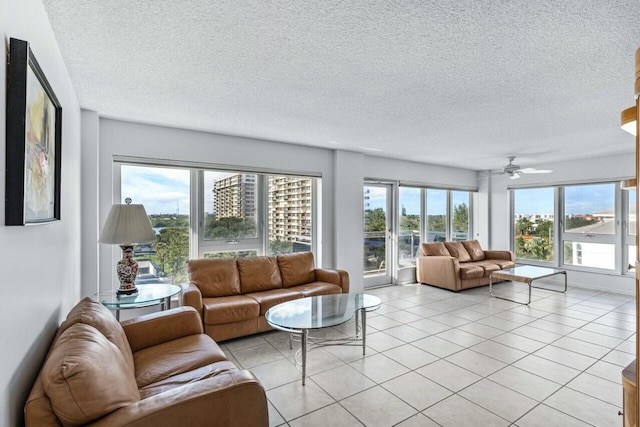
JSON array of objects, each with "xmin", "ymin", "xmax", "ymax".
[
  {"xmin": 462, "ymin": 240, "xmax": 486, "ymax": 261},
  {"xmin": 43, "ymin": 323, "xmax": 140, "ymax": 425},
  {"xmin": 444, "ymin": 242, "xmax": 472, "ymax": 262}
]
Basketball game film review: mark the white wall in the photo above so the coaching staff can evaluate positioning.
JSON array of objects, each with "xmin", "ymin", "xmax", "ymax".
[
  {"xmin": 0, "ymin": 0, "xmax": 81, "ymax": 424},
  {"xmin": 487, "ymin": 153, "xmax": 635, "ymax": 294}
]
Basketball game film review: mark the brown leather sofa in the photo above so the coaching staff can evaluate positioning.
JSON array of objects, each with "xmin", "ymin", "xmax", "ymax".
[
  {"xmin": 25, "ymin": 297, "xmax": 268, "ymax": 426},
  {"xmin": 181, "ymin": 252, "xmax": 350, "ymax": 342},
  {"xmin": 416, "ymin": 240, "xmax": 515, "ymax": 292}
]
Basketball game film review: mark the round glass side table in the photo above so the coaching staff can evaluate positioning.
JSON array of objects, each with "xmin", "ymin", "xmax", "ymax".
[{"xmin": 94, "ymin": 284, "xmax": 181, "ymax": 320}]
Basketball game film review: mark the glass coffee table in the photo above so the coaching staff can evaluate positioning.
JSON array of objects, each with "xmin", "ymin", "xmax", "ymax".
[
  {"xmin": 265, "ymin": 293, "xmax": 382, "ymax": 385},
  {"xmin": 489, "ymin": 265, "xmax": 567, "ymax": 305},
  {"xmin": 94, "ymin": 284, "xmax": 181, "ymax": 320}
]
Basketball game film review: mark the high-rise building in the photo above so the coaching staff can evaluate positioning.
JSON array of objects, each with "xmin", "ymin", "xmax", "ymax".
[
  {"xmin": 268, "ymin": 177, "xmax": 312, "ymax": 245},
  {"xmin": 213, "ymin": 174, "xmax": 256, "ymax": 219}
]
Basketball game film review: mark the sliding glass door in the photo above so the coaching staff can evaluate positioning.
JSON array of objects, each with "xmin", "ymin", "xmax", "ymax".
[{"xmin": 364, "ymin": 183, "xmax": 393, "ymax": 287}]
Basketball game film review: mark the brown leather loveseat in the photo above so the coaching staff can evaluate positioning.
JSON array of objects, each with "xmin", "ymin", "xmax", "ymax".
[
  {"xmin": 181, "ymin": 252, "xmax": 350, "ymax": 342},
  {"xmin": 25, "ymin": 297, "xmax": 268, "ymax": 426},
  {"xmin": 416, "ymin": 240, "xmax": 515, "ymax": 292}
]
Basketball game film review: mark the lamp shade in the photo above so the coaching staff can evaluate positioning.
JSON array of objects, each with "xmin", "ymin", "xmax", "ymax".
[
  {"xmin": 621, "ymin": 105, "xmax": 637, "ymax": 136},
  {"xmin": 99, "ymin": 202, "xmax": 156, "ymax": 244}
]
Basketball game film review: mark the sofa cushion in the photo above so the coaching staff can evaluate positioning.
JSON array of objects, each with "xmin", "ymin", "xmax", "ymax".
[
  {"xmin": 139, "ymin": 360, "xmax": 238, "ymax": 399},
  {"xmin": 472, "ymin": 260, "xmax": 501, "ymax": 277},
  {"xmin": 458, "ymin": 264, "xmax": 484, "ymax": 279},
  {"xmin": 246, "ymin": 288, "xmax": 304, "ymax": 315},
  {"xmin": 187, "ymin": 258, "xmax": 241, "ymax": 297},
  {"xmin": 420, "ymin": 242, "xmax": 450, "ymax": 257},
  {"xmin": 238, "ymin": 256, "xmax": 283, "ymax": 293},
  {"xmin": 462, "ymin": 240, "xmax": 486, "ymax": 261},
  {"xmin": 277, "ymin": 252, "xmax": 316, "ymax": 287},
  {"xmin": 288, "ymin": 281, "xmax": 343, "ymax": 297},
  {"xmin": 133, "ymin": 334, "xmax": 228, "ymax": 388},
  {"xmin": 42, "ymin": 323, "xmax": 140, "ymax": 425},
  {"xmin": 203, "ymin": 295, "xmax": 260, "ymax": 325},
  {"xmin": 444, "ymin": 242, "xmax": 472, "ymax": 262},
  {"xmin": 61, "ymin": 297, "xmax": 135, "ymax": 375},
  {"xmin": 491, "ymin": 259, "xmax": 516, "ymax": 269}
]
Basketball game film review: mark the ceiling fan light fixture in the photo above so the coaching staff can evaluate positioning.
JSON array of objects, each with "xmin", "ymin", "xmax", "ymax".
[
  {"xmin": 510, "ymin": 172, "xmax": 520, "ymax": 180},
  {"xmin": 621, "ymin": 105, "xmax": 637, "ymax": 136}
]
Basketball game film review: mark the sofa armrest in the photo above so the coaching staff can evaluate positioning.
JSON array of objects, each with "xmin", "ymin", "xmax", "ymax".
[
  {"xmin": 180, "ymin": 282, "xmax": 203, "ymax": 315},
  {"xmin": 416, "ymin": 256, "xmax": 461, "ymax": 291},
  {"xmin": 315, "ymin": 268, "xmax": 350, "ymax": 293},
  {"xmin": 88, "ymin": 370, "xmax": 268, "ymax": 427},
  {"xmin": 121, "ymin": 306, "xmax": 204, "ymax": 352},
  {"xmin": 483, "ymin": 250, "xmax": 515, "ymax": 261}
]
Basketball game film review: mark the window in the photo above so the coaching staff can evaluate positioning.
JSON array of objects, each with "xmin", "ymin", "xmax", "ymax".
[
  {"xmin": 562, "ymin": 183, "xmax": 616, "ymax": 270},
  {"xmin": 625, "ymin": 187, "xmax": 636, "ymax": 272},
  {"xmin": 119, "ymin": 163, "xmax": 318, "ymax": 282},
  {"xmin": 513, "ymin": 187, "xmax": 555, "ymax": 262},
  {"xmin": 512, "ymin": 181, "xmax": 631, "ymax": 274},
  {"xmin": 426, "ymin": 189, "xmax": 446, "ymax": 242},
  {"xmin": 398, "ymin": 187, "xmax": 421, "ymax": 267},
  {"xmin": 451, "ymin": 191, "xmax": 470, "ymax": 241},
  {"xmin": 121, "ymin": 165, "xmax": 190, "ymax": 284}
]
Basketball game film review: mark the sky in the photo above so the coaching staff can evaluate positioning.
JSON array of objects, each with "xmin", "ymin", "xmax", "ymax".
[
  {"xmin": 122, "ymin": 165, "xmax": 632, "ymax": 217},
  {"xmin": 514, "ymin": 184, "xmax": 627, "ymax": 215}
]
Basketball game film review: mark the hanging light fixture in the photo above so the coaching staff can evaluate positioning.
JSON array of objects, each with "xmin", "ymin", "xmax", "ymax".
[{"xmin": 621, "ymin": 105, "xmax": 637, "ymax": 136}]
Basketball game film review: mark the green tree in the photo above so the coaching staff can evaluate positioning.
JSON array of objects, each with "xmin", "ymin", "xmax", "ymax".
[
  {"xmin": 365, "ymin": 208, "xmax": 386, "ymax": 232},
  {"xmin": 533, "ymin": 219, "xmax": 553, "ymax": 240},
  {"xmin": 400, "ymin": 214, "xmax": 420, "ymax": 231},
  {"xmin": 270, "ymin": 240, "xmax": 294, "ymax": 255},
  {"xmin": 205, "ymin": 216, "xmax": 257, "ymax": 239},
  {"xmin": 515, "ymin": 217, "xmax": 532, "ymax": 236},
  {"xmin": 427, "ymin": 215, "xmax": 446, "ymax": 232},
  {"xmin": 453, "ymin": 203, "xmax": 468, "ymax": 232},
  {"xmin": 154, "ymin": 227, "xmax": 189, "ymax": 283}
]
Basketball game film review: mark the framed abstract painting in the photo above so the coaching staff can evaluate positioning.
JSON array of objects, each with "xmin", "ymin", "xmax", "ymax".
[{"xmin": 6, "ymin": 38, "xmax": 62, "ymax": 225}]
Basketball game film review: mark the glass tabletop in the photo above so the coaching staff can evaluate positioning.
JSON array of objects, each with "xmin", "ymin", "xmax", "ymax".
[
  {"xmin": 265, "ymin": 293, "xmax": 382, "ymax": 330},
  {"xmin": 95, "ymin": 284, "xmax": 181, "ymax": 307},
  {"xmin": 495, "ymin": 265, "xmax": 565, "ymax": 279}
]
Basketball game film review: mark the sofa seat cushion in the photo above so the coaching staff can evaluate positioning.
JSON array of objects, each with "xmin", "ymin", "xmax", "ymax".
[
  {"xmin": 288, "ymin": 282, "xmax": 342, "ymax": 297},
  {"xmin": 42, "ymin": 323, "xmax": 140, "ymax": 425},
  {"xmin": 491, "ymin": 259, "xmax": 516, "ymax": 269},
  {"xmin": 462, "ymin": 240, "xmax": 486, "ymax": 261},
  {"xmin": 420, "ymin": 242, "xmax": 450, "ymax": 257},
  {"xmin": 238, "ymin": 256, "xmax": 283, "ymax": 293},
  {"xmin": 61, "ymin": 297, "xmax": 135, "ymax": 374},
  {"xmin": 277, "ymin": 252, "xmax": 316, "ymax": 287},
  {"xmin": 187, "ymin": 258, "xmax": 241, "ymax": 297},
  {"xmin": 133, "ymin": 334, "xmax": 227, "ymax": 388},
  {"xmin": 246, "ymin": 288, "xmax": 304, "ymax": 315},
  {"xmin": 203, "ymin": 295, "xmax": 260, "ymax": 325},
  {"xmin": 459, "ymin": 264, "xmax": 484, "ymax": 280},
  {"xmin": 444, "ymin": 242, "xmax": 472, "ymax": 262},
  {"xmin": 139, "ymin": 360, "xmax": 238, "ymax": 399},
  {"xmin": 472, "ymin": 260, "xmax": 501, "ymax": 277}
]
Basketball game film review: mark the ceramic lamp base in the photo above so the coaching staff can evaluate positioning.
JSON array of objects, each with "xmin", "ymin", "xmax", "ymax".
[{"xmin": 117, "ymin": 244, "xmax": 139, "ymax": 295}]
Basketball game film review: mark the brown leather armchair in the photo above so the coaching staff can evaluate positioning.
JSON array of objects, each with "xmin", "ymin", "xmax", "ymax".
[{"xmin": 25, "ymin": 298, "xmax": 268, "ymax": 426}]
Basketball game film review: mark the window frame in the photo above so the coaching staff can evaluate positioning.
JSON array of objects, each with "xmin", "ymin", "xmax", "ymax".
[
  {"xmin": 116, "ymin": 159, "xmax": 320, "ymax": 269},
  {"xmin": 510, "ymin": 180, "xmax": 629, "ymax": 275}
]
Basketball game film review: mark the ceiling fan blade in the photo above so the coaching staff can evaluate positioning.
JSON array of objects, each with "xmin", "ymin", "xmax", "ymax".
[{"xmin": 519, "ymin": 168, "xmax": 553, "ymax": 174}]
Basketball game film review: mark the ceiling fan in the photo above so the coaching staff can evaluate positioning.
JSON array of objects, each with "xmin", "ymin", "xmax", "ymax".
[{"xmin": 492, "ymin": 156, "xmax": 553, "ymax": 179}]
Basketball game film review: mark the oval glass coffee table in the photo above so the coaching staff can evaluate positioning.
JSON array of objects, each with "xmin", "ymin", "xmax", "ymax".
[{"xmin": 265, "ymin": 293, "xmax": 382, "ymax": 385}]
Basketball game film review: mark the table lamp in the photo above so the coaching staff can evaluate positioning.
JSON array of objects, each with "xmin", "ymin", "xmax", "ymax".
[{"xmin": 99, "ymin": 198, "xmax": 156, "ymax": 295}]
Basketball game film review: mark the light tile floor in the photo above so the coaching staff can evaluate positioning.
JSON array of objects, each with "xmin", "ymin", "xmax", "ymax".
[{"xmin": 218, "ymin": 281, "xmax": 635, "ymax": 426}]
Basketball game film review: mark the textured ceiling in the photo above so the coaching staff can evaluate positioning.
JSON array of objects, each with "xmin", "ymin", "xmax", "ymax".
[{"xmin": 41, "ymin": 0, "xmax": 640, "ymax": 171}]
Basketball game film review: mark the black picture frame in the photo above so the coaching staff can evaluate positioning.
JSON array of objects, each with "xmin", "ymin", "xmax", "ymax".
[{"xmin": 6, "ymin": 38, "xmax": 62, "ymax": 225}]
